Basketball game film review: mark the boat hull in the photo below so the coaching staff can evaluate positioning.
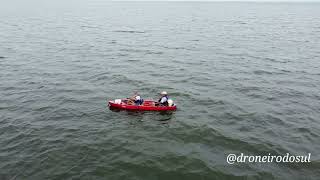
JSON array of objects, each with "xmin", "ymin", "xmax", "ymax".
[{"xmin": 108, "ymin": 100, "xmax": 177, "ymax": 111}]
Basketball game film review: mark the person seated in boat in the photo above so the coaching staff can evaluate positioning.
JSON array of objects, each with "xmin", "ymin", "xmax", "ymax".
[
  {"xmin": 157, "ymin": 91, "xmax": 169, "ymax": 106},
  {"xmin": 128, "ymin": 92, "xmax": 143, "ymax": 105}
]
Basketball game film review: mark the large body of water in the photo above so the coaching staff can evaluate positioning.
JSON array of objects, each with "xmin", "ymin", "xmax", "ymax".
[{"xmin": 1, "ymin": 1, "xmax": 320, "ymax": 179}]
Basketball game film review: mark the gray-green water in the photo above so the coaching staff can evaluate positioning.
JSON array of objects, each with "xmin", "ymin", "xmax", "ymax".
[{"xmin": 1, "ymin": 1, "xmax": 320, "ymax": 179}]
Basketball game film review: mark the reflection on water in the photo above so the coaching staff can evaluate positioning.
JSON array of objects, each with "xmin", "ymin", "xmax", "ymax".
[{"xmin": 109, "ymin": 106, "xmax": 174, "ymax": 123}]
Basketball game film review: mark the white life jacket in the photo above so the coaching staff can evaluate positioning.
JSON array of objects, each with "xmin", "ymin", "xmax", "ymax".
[
  {"xmin": 168, "ymin": 99, "xmax": 174, "ymax": 106},
  {"xmin": 114, "ymin": 99, "xmax": 122, "ymax": 104}
]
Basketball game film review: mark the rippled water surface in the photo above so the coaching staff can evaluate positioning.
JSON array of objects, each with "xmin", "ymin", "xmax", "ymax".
[{"xmin": 1, "ymin": 1, "xmax": 320, "ymax": 179}]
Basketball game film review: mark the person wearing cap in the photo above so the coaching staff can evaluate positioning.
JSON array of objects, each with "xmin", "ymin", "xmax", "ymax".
[{"xmin": 158, "ymin": 91, "xmax": 169, "ymax": 106}]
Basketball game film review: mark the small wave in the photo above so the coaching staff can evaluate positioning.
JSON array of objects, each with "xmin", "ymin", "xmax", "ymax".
[
  {"xmin": 145, "ymin": 50, "xmax": 163, "ymax": 55},
  {"xmin": 197, "ymin": 98, "xmax": 226, "ymax": 106},
  {"xmin": 265, "ymin": 57, "xmax": 291, "ymax": 64},
  {"xmin": 232, "ymin": 20, "xmax": 248, "ymax": 25},
  {"xmin": 263, "ymin": 114, "xmax": 286, "ymax": 127},
  {"xmin": 169, "ymin": 91, "xmax": 192, "ymax": 98},
  {"xmin": 119, "ymin": 48, "xmax": 163, "ymax": 55},
  {"xmin": 80, "ymin": 25, "xmax": 100, "ymax": 29},
  {"xmin": 117, "ymin": 53, "xmax": 129, "ymax": 57},
  {"xmin": 149, "ymin": 73, "xmax": 164, "ymax": 77},
  {"xmin": 109, "ymin": 74, "xmax": 150, "ymax": 88},
  {"xmin": 119, "ymin": 48, "xmax": 143, "ymax": 53},
  {"xmin": 127, "ymin": 59, "xmax": 140, "ymax": 62},
  {"xmin": 279, "ymin": 69, "xmax": 291, "ymax": 73},
  {"xmin": 159, "ymin": 45, "xmax": 193, "ymax": 51},
  {"xmin": 235, "ymin": 85, "xmax": 261, "ymax": 93},
  {"xmin": 88, "ymin": 72, "xmax": 110, "ymax": 82},
  {"xmin": 253, "ymin": 70, "xmax": 273, "ymax": 75},
  {"xmin": 113, "ymin": 30, "xmax": 146, "ymax": 34}
]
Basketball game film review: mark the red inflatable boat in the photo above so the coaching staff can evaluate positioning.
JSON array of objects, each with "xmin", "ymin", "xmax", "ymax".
[{"xmin": 108, "ymin": 99, "xmax": 177, "ymax": 111}]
